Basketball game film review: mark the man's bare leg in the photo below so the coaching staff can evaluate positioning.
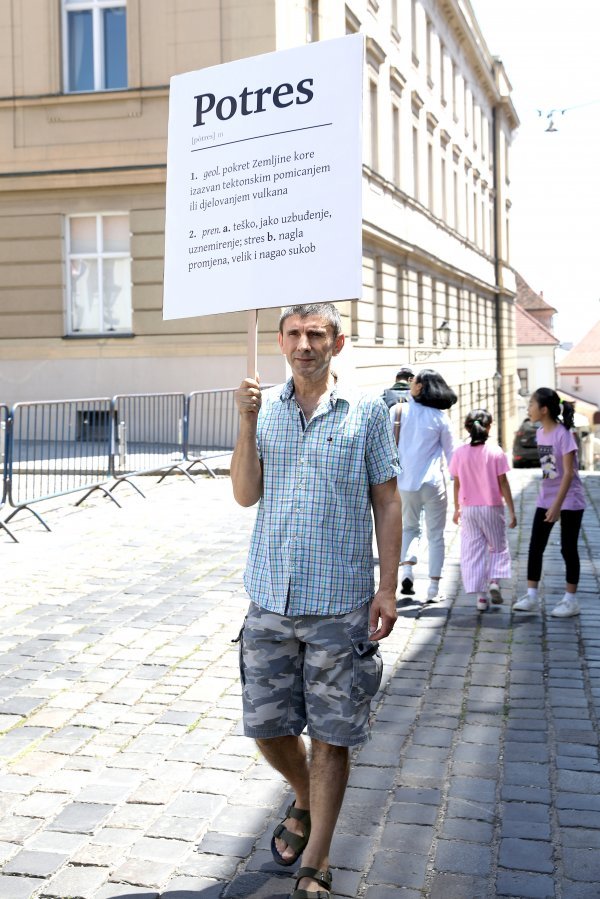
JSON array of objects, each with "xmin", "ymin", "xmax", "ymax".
[
  {"xmin": 256, "ymin": 735, "xmax": 310, "ymax": 862},
  {"xmin": 298, "ymin": 739, "xmax": 350, "ymax": 893},
  {"xmin": 257, "ymin": 735, "xmax": 350, "ymax": 887}
]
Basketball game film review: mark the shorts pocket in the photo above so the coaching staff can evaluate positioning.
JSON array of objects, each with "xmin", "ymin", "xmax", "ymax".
[
  {"xmin": 232, "ymin": 623, "xmax": 246, "ymax": 686},
  {"xmin": 349, "ymin": 628, "xmax": 383, "ymax": 701}
]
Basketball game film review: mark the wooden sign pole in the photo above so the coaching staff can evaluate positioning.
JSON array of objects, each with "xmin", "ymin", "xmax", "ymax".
[{"xmin": 247, "ymin": 308, "xmax": 258, "ymax": 380}]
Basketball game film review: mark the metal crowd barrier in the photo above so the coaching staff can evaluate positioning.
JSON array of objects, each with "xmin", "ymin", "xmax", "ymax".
[
  {"xmin": 0, "ymin": 388, "xmax": 249, "ymax": 542},
  {"xmin": 186, "ymin": 388, "xmax": 239, "ymax": 477},
  {"xmin": 0, "ymin": 404, "xmax": 17, "ymax": 542},
  {"xmin": 5, "ymin": 398, "xmax": 114, "ymax": 535},
  {"xmin": 110, "ymin": 392, "xmax": 192, "ymax": 496}
]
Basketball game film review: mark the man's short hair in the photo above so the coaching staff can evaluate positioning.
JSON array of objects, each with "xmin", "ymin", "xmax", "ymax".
[
  {"xmin": 396, "ymin": 366, "xmax": 414, "ymax": 381},
  {"xmin": 279, "ymin": 303, "xmax": 342, "ymax": 338}
]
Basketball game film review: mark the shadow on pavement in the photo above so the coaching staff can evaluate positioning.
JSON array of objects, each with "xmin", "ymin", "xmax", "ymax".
[{"xmin": 108, "ymin": 870, "xmax": 294, "ymax": 898}]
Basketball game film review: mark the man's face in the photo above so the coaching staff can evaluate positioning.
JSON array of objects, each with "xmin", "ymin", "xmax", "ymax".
[{"xmin": 278, "ymin": 314, "xmax": 344, "ymax": 381}]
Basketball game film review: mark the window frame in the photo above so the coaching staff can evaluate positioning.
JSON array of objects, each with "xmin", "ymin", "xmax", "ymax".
[
  {"xmin": 517, "ymin": 368, "xmax": 529, "ymax": 395},
  {"xmin": 392, "ymin": 102, "xmax": 401, "ymax": 186},
  {"xmin": 368, "ymin": 77, "xmax": 379, "ymax": 171},
  {"xmin": 307, "ymin": 0, "xmax": 319, "ymax": 42},
  {"xmin": 62, "ymin": 0, "xmax": 128, "ymax": 94},
  {"xmin": 65, "ymin": 212, "xmax": 133, "ymax": 337}
]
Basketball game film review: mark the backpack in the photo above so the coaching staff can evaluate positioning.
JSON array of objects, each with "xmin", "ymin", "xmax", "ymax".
[{"xmin": 383, "ymin": 387, "xmax": 410, "ymax": 408}]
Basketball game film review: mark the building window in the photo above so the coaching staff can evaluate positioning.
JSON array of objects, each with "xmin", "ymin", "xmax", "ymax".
[
  {"xmin": 411, "ymin": 0, "xmax": 419, "ymax": 65},
  {"xmin": 397, "ymin": 267, "xmax": 406, "ymax": 344},
  {"xmin": 350, "ymin": 299, "xmax": 359, "ymax": 339},
  {"xmin": 374, "ymin": 257, "xmax": 384, "ymax": 343},
  {"xmin": 307, "ymin": 0, "xmax": 319, "ymax": 42},
  {"xmin": 369, "ymin": 80, "xmax": 379, "ymax": 171},
  {"xmin": 427, "ymin": 141, "xmax": 434, "ymax": 212},
  {"xmin": 417, "ymin": 272, "xmax": 424, "ymax": 343},
  {"xmin": 412, "ymin": 125, "xmax": 420, "ymax": 202},
  {"xmin": 481, "ymin": 112, "xmax": 487, "ymax": 160},
  {"xmin": 63, "ymin": 0, "xmax": 127, "ymax": 93},
  {"xmin": 439, "ymin": 42, "xmax": 446, "ymax": 104},
  {"xmin": 432, "ymin": 279, "xmax": 439, "ymax": 343},
  {"xmin": 441, "ymin": 157, "xmax": 447, "ymax": 221},
  {"xmin": 474, "ymin": 292, "xmax": 481, "ymax": 345},
  {"xmin": 453, "ymin": 168, "xmax": 459, "ymax": 230},
  {"xmin": 392, "ymin": 104, "xmax": 401, "ymax": 185},
  {"xmin": 517, "ymin": 368, "xmax": 529, "ymax": 395},
  {"xmin": 451, "ymin": 62, "xmax": 458, "ymax": 120},
  {"xmin": 481, "ymin": 194, "xmax": 487, "ymax": 252},
  {"xmin": 66, "ymin": 213, "xmax": 132, "ymax": 335},
  {"xmin": 425, "ymin": 18, "xmax": 433, "ymax": 85}
]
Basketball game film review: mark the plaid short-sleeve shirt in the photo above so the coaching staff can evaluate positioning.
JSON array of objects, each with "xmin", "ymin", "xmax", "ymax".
[{"xmin": 243, "ymin": 378, "xmax": 401, "ymax": 616}]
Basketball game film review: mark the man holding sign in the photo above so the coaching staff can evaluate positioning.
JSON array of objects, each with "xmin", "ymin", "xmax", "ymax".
[{"xmin": 232, "ymin": 303, "xmax": 402, "ymax": 898}]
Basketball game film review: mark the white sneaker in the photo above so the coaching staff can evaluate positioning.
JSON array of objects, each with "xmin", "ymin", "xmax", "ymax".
[
  {"xmin": 427, "ymin": 584, "xmax": 440, "ymax": 602},
  {"xmin": 477, "ymin": 596, "xmax": 489, "ymax": 612},
  {"xmin": 489, "ymin": 582, "xmax": 503, "ymax": 605},
  {"xmin": 551, "ymin": 597, "xmax": 580, "ymax": 618},
  {"xmin": 512, "ymin": 594, "xmax": 540, "ymax": 612}
]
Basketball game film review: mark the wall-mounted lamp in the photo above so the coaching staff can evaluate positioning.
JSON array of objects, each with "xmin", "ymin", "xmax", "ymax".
[
  {"xmin": 414, "ymin": 320, "xmax": 452, "ymax": 362},
  {"xmin": 437, "ymin": 320, "xmax": 451, "ymax": 349},
  {"xmin": 492, "ymin": 370, "xmax": 502, "ymax": 392}
]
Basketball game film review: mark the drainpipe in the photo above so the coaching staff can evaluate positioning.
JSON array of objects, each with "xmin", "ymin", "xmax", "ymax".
[{"xmin": 492, "ymin": 103, "xmax": 504, "ymax": 447}]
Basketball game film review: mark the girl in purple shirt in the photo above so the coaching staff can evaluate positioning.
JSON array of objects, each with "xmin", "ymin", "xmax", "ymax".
[{"xmin": 513, "ymin": 388, "xmax": 586, "ymax": 618}]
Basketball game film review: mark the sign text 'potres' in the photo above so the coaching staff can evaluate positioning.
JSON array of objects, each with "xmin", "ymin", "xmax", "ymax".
[{"xmin": 193, "ymin": 78, "xmax": 315, "ymax": 127}]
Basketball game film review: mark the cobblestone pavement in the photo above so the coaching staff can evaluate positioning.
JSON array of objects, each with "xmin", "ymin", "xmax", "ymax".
[{"xmin": 0, "ymin": 469, "xmax": 599, "ymax": 899}]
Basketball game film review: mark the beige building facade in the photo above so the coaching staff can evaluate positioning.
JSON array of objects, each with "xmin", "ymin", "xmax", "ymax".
[{"xmin": 0, "ymin": 0, "xmax": 519, "ymax": 443}]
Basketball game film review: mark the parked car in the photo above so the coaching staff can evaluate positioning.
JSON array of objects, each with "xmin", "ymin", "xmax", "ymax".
[{"xmin": 512, "ymin": 417, "xmax": 540, "ymax": 468}]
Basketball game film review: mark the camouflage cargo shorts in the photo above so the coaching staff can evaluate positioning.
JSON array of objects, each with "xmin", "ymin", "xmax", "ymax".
[{"xmin": 237, "ymin": 601, "xmax": 383, "ymax": 747}]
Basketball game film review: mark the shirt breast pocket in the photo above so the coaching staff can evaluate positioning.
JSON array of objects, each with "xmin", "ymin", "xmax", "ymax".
[{"xmin": 324, "ymin": 430, "xmax": 363, "ymax": 482}]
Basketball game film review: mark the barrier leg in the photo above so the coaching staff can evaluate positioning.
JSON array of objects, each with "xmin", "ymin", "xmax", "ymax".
[
  {"xmin": 110, "ymin": 477, "xmax": 146, "ymax": 499},
  {"xmin": 186, "ymin": 460, "xmax": 217, "ymax": 479},
  {"xmin": 157, "ymin": 463, "xmax": 195, "ymax": 484},
  {"xmin": 0, "ymin": 518, "xmax": 19, "ymax": 543},
  {"xmin": 75, "ymin": 484, "xmax": 122, "ymax": 509},
  {"xmin": 4, "ymin": 505, "xmax": 51, "ymax": 532}
]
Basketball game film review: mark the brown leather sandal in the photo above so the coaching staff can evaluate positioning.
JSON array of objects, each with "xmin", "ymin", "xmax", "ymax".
[
  {"xmin": 290, "ymin": 866, "xmax": 332, "ymax": 898},
  {"xmin": 270, "ymin": 801, "xmax": 311, "ymax": 867}
]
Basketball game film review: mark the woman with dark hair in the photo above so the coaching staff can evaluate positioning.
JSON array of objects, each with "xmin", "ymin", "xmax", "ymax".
[
  {"xmin": 390, "ymin": 369, "xmax": 457, "ymax": 601},
  {"xmin": 449, "ymin": 409, "xmax": 517, "ymax": 611},
  {"xmin": 513, "ymin": 388, "xmax": 586, "ymax": 617}
]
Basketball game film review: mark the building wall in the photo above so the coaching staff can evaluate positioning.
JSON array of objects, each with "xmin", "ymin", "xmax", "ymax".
[
  {"xmin": 0, "ymin": 0, "xmax": 519, "ymax": 442},
  {"xmin": 517, "ymin": 345, "xmax": 557, "ymax": 395},
  {"xmin": 558, "ymin": 371, "xmax": 600, "ymax": 408}
]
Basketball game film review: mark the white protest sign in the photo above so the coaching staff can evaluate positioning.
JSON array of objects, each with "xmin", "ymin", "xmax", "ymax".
[{"xmin": 163, "ymin": 34, "xmax": 364, "ymax": 320}]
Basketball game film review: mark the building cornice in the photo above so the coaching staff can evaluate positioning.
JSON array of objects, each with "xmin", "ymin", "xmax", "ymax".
[
  {"xmin": 438, "ymin": 0, "xmax": 519, "ymax": 130},
  {"xmin": 390, "ymin": 66, "xmax": 407, "ymax": 97},
  {"xmin": 0, "ymin": 85, "xmax": 169, "ymax": 109},
  {"xmin": 0, "ymin": 164, "xmax": 166, "ymax": 192},
  {"xmin": 365, "ymin": 36, "xmax": 386, "ymax": 70}
]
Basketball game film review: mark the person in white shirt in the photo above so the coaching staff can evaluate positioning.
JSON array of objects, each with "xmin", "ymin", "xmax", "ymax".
[{"xmin": 390, "ymin": 369, "xmax": 457, "ymax": 601}]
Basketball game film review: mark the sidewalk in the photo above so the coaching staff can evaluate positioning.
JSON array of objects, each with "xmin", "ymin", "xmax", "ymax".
[{"xmin": 0, "ymin": 469, "xmax": 598, "ymax": 899}]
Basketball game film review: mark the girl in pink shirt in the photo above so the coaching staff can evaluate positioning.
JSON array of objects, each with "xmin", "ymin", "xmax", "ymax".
[{"xmin": 449, "ymin": 409, "xmax": 517, "ymax": 611}]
